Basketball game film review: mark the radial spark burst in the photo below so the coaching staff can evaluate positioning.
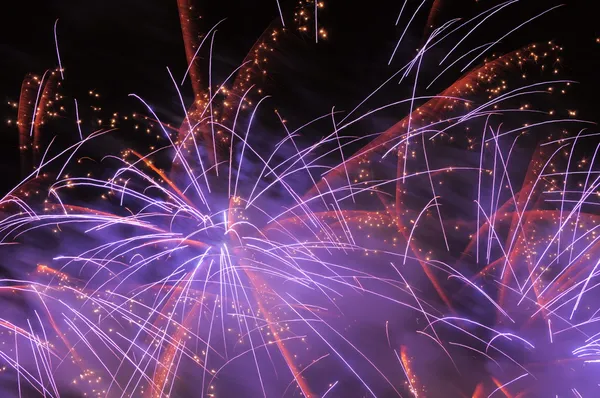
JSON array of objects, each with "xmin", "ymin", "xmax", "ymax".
[{"xmin": 0, "ymin": 1, "xmax": 598, "ymax": 397}]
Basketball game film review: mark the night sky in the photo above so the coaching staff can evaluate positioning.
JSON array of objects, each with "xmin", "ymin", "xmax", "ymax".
[{"xmin": 1, "ymin": 0, "xmax": 598, "ymax": 195}]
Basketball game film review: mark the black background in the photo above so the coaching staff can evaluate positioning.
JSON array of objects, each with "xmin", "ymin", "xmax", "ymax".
[{"xmin": 0, "ymin": 0, "xmax": 597, "ymax": 188}]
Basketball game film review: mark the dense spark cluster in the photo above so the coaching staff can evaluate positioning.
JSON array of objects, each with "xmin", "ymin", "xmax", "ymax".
[{"xmin": 0, "ymin": 1, "xmax": 598, "ymax": 397}]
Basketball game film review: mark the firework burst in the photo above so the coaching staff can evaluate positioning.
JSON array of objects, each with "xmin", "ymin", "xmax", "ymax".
[{"xmin": 0, "ymin": 1, "xmax": 598, "ymax": 397}]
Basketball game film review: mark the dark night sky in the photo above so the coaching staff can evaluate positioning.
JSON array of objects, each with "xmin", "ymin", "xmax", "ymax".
[{"xmin": 0, "ymin": 0, "xmax": 598, "ymax": 192}]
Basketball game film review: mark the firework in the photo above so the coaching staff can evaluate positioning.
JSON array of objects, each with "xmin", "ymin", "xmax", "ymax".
[{"xmin": 0, "ymin": 1, "xmax": 597, "ymax": 397}]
